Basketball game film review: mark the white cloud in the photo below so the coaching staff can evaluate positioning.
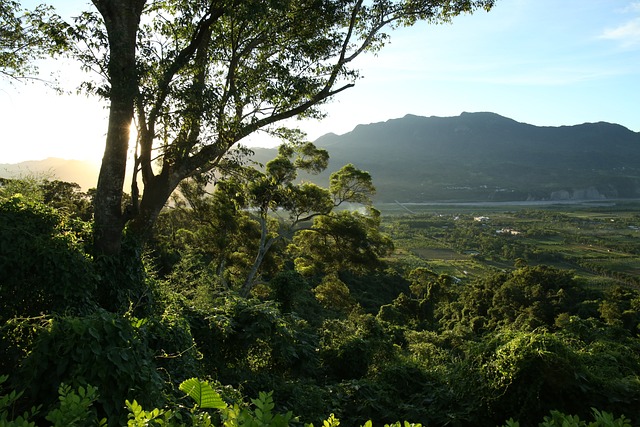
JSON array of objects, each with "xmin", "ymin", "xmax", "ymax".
[
  {"xmin": 601, "ymin": 18, "xmax": 640, "ymax": 46},
  {"xmin": 600, "ymin": 4, "xmax": 640, "ymax": 48}
]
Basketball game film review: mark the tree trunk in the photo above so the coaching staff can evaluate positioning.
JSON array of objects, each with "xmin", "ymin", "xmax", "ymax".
[
  {"xmin": 92, "ymin": 0, "xmax": 145, "ymax": 256},
  {"xmin": 125, "ymin": 171, "xmax": 178, "ymax": 247},
  {"xmin": 241, "ymin": 215, "xmax": 277, "ymax": 297}
]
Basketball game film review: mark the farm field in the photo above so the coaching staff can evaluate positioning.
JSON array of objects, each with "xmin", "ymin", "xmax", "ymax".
[{"xmin": 381, "ymin": 200, "xmax": 640, "ymax": 288}]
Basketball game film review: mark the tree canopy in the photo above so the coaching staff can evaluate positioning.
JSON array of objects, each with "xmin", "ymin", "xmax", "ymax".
[
  {"xmin": 2, "ymin": 179, "xmax": 640, "ymax": 427},
  {"xmin": 62, "ymin": 0, "xmax": 497, "ymax": 256},
  {"xmin": 0, "ymin": 0, "xmax": 68, "ymax": 81}
]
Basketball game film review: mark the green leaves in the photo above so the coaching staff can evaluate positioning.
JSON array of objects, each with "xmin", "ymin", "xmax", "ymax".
[
  {"xmin": 45, "ymin": 384, "xmax": 107, "ymax": 427},
  {"xmin": 0, "ymin": 0, "xmax": 70, "ymax": 81},
  {"xmin": 0, "ymin": 195, "xmax": 96, "ymax": 324},
  {"xmin": 179, "ymin": 378, "xmax": 226, "ymax": 409},
  {"xmin": 535, "ymin": 408, "xmax": 633, "ymax": 427},
  {"xmin": 19, "ymin": 310, "xmax": 164, "ymax": 423},
  {"xmin": 125, "ymin": 399, "xmax": 172, "ymax": 427},
  {"xmin": 330, "ymin": 164, "xmax": 375, "ymax": 206},
  {"xmin": 308, "ymin": 416, "xmax": 425, "ymax": 427},
  {"xmin": 177, "ymin": 382, "xmax": 295, "ymax": 427}
]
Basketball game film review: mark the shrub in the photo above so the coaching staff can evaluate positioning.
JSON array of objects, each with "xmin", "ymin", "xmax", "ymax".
[
  {"xmin": 0, "ymin": 195, "xmax": 96, "ymax": 322},
  {"xmin": 0, "ymin": 195, "xmax": 96, "ymax": 377},
  {"xmin": 18, "ymin": 310, "xmax": 163, "ymax": 425}
]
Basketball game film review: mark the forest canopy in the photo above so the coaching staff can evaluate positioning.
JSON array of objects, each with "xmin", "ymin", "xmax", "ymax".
[{"xmin": 2, "ymin": 175, "xmax": 639, "ymax": 427}]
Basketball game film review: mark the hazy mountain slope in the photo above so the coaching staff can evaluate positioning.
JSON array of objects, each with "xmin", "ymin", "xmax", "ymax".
[
  {"xmin": 0, "ymin": 158, "xmax": 99, "ymax": 190},
  {"xmin": 3, "ymin": 113, "xmax": 639, "ymax": 203},
  {"xmin": 287, "ymin": 112, "xmax": 640, "ymax": 202}
]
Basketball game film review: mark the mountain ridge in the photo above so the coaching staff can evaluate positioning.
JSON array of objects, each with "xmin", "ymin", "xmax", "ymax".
[
  {"xmin": 3, "ymin": 112, "xmax": 639, "ymax": 202},
  {"xmin": 0, "ymin": 157, "xmax": 100, "ymax": 191},
  {"xmin": 257, "ymin": 112, "xmax": 640, "ymax": 202}
]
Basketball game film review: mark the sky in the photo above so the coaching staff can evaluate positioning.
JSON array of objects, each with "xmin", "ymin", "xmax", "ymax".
[{"xmin": 1, "ymin": 0, "xmax": 639, "ymax": 164}]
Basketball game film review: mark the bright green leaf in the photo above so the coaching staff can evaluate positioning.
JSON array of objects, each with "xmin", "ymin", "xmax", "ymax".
[{"xmin": 179, "ymin": 378, "xmax": 226, "ymax": 409}]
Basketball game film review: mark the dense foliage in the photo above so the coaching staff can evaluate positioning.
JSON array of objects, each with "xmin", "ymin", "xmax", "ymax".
[
  {"xmin": 1, "ymin": 180, "xmax": 639, "ymax": 426},
  {"xmin": 0, "ymin": 195, "xmax": 95, "ymax": 323}
]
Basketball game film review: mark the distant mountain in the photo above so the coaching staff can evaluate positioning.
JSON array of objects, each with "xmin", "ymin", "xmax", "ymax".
[
  {"xmin": 4, "ymin": 113, "xmax": 640, "ymax": 203},
  {"xmin": 254, "ymin": 112, "xmax": 640, "ymax": 202},
  {"xmin": 0, "ymin": 158, "xmax": 99, "ymax": 190}
]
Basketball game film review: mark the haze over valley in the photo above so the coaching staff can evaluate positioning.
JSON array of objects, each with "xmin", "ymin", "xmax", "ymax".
[{"xmin": 3, "ymin": 112, "xmax": 639, "ymax": 204}]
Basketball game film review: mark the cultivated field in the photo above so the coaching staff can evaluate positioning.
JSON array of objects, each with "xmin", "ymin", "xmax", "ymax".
[{"xmin": 381, "ymin": 200, "xmax": 640, "ymax": 288}]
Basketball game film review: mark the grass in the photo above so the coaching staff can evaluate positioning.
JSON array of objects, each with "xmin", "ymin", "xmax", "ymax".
[{"xmin": 411, "ymin": 247, "xmax": 467, "ymax": 261}]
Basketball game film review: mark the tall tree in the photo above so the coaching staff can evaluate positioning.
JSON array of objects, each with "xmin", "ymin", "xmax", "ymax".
[
  {"xmin": 76, "ymin": 0, "xmax": 495, "ymax": 256},
  {"xmin": 89, "ymin": 0, "xmax": 146, "ymax": 256},
  {"xmin": 240, "ymin": 144, "xmax": 378, "ymax": 296},
  {"xmin": 290, "ymin": 205, "xmax": 394, "ymax": 310},
  {"xmin": 160, "ymin": 143, "xmax": 378, "ymax": 296},
  {"xmin": 240, "ymin": 142, "xmax": 331, "ymax": 295}
]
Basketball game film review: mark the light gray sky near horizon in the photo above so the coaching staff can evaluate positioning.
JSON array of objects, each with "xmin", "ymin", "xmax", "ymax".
[{"xmin": 1, "ymin": 0, "xmax": 639, "ymax": 164}]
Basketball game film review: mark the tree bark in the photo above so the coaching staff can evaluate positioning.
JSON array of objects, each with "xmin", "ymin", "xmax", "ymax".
[
  {"xmin": 92, "ymin": 0, "xmax": 145, "ymax": 256},
  {"xmin": 241, "ymin": 214, "xmax": 277, "ymax": 297},
  {"xmin": 126, "ymin": 171, "xmax": 178, "ymax": 247}
]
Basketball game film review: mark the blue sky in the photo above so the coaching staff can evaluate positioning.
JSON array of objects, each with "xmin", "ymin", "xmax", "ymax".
[{"xmin": 1, "ymin": 0, "xmax": 639, "ymax": 163}]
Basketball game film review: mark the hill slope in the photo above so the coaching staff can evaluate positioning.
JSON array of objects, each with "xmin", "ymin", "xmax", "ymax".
[
  {"xmin": 253, "ymin": 112, "xmax": 640, "ymax": 202},
  {"xmin": 3, "ymin": 113, "xmax": 639, "ymax": 203},
  {"xmin": 0, "ymin": 158, "xmax": 99, "ymax": 190}
]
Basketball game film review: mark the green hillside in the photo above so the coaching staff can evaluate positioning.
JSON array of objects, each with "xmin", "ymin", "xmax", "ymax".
[{"xmin": 253, "ymin": 112, "xmax": 640, "ymax": 203}]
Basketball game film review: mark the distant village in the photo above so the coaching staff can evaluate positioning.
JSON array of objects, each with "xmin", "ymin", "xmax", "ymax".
[{"xmin": 474, "ymin": 215, "xmax": 521, "ymax": 235}]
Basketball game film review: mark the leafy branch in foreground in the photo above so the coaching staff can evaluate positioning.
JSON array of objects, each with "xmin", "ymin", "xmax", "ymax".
[{"xmin": 0, "ymin": 374, "xmax": 634, "ymax": 427}]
